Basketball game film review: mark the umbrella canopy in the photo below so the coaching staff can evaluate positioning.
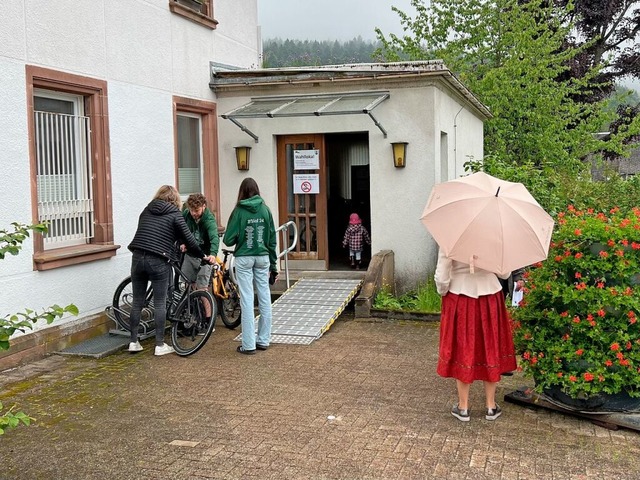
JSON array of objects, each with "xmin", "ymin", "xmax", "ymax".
[{"xmin": 421, "ymin": 172, "xmax": 554, "ymax": 277}]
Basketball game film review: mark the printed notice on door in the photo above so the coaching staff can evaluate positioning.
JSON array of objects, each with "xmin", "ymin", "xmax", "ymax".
[
  {"xmin": 294, "ymin": 150, "xmax": 319, "ymax": 170},
  {"xmin": 293, "ymin": 174, "xmax": 319, "ymax": 194}
]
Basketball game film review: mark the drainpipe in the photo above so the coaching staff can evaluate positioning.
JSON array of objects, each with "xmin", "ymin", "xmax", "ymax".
[{"xmin": 453, "ymin": 106, "xmax": 464, "ymax": 178}]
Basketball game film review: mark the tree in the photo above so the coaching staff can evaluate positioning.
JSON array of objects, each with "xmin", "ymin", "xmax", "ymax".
[
  {"xmin": 376, "ymin": 0, "xmax": 630, "ymax": 171},
  {"xmin": 553, "ymin": 0, "xmax": 640, "ymax": 100},
  {"xmin": 0, "ymin": 223, "xmax": 78, "ymax": 434},
  {"xmin": 550, "ymin": 0, "xmax": 640, "ymax": 158},
  {"xmin": 262, "ymin": 37, "xmax": 380, "ymax": 68}
]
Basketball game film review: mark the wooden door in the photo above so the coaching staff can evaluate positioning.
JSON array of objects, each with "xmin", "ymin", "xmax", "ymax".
[{"xmin": 277, "ymin": 134, "xmax": 327, "ymax": 269}]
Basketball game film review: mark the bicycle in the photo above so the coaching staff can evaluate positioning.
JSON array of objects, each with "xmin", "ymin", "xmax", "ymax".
[
  {"xmin": 211, "ymin": 248, "xmax": 241, "ymax": 329},
  {"xmin": 111, "ymin": 255, "xmax": 216, "ymax": 356}
]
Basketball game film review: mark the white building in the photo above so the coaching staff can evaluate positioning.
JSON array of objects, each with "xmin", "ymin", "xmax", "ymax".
[{"xmin": 0, "ymin": 0, "xmax": 489, "ymax": 368}]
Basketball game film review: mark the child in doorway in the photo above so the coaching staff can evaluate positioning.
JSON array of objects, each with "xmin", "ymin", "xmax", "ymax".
[{"xmin": 342, "ymin": 213, "xmax": 371, "ymax": 269}]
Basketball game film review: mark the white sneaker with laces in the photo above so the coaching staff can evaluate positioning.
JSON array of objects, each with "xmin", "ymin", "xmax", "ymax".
[
  {"xmin": 128, "ymin": 341, "xmax": 143, "ymax": 352},
  {"xmin": 154, "ymin": 343, "xmax": 175, "ymax": 356},
  {"xmin": 486, "ymin": 404, "xmax": 502, "ymax": 420}
]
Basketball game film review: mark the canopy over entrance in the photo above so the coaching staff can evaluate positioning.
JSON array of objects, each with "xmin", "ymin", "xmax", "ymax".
[{"xmin": 221, "ymin": 91, "xmax": 390, "ymax": 143}]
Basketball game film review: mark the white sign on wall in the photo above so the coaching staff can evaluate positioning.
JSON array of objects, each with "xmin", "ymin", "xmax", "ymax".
[
  {"xmin": 294, "ymin": 149, "xmax": 319, "ymax": 170},
  {"xmin": 293, "ymin": 174, "xmax": 320, "ymax": 194}
]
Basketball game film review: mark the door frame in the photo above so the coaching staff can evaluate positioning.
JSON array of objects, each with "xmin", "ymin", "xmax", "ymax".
[{"xmin": 277, "ymin": 134, "xmax": 328, "ymax": 269}]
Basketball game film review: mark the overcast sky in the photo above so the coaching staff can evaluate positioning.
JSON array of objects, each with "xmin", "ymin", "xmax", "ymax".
[{"xmin": 258, "ymin": 0, "xmax": 417, "ymax": 41}]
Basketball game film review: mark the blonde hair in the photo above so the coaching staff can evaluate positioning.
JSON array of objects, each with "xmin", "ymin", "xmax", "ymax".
[{"xmin": 153, "ymin": 185, "xmax": 181, "ymax": 209}]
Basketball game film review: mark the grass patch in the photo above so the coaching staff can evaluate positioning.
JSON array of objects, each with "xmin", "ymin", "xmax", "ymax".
[{"xmin": 373, "ymin": 279, "xmax": 441, "ymax": 314}]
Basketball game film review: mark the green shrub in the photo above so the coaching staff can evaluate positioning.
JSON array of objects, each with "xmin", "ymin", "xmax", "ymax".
[
  {"xmin": 512, "ymin": 206, "xmax": 640, "ymax": 398},
  {"xmin": 373, "ymin": 279, "xmax": 441, "ymax": 314}
]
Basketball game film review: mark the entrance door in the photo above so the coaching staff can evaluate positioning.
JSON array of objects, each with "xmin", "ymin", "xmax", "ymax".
[{"xmin": 277, "ymin": 134, "xmax": 327, "ymax": 270}]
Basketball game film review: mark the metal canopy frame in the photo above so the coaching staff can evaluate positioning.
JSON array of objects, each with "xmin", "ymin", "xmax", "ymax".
[{"xmin": 221, "ymin": 91, "xmax": 390, "ymax": 143}]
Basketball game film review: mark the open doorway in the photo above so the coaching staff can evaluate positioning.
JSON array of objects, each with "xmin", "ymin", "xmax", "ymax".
[{"xmin": 326, "ymin": 132, "xmax": 371, "ymax": 270}]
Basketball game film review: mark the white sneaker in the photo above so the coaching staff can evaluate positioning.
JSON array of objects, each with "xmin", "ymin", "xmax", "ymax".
[
  {"xmin": 128, "ymin": 341, "xmax": 143, "ymax": 352},
  {"xmin": 154, "ymin": 343, "xmax": 175, "ymax": 356}
]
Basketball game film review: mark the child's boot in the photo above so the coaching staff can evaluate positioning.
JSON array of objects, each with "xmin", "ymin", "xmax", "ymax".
[
  {"xmin": 350, "ymin": 256, "xmax": 355, "ymax": 268},
  {"xmin": 356, "ymin": 260, "xmax": 361, "ymax": 270}
]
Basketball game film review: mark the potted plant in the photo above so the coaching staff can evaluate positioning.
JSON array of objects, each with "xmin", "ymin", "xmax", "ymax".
[{"xmin": 512, "ymin": 205, "xmax": 640, "ymax": 411}]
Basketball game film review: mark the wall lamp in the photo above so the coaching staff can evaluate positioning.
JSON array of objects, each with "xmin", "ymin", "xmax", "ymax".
[
  {"xmin": 235, "ymin": 146, "xmax": 251, "ymax": 171},
  {"xmin": 391, "ymin": 142, "xmax": 408, "ymax": 168}
]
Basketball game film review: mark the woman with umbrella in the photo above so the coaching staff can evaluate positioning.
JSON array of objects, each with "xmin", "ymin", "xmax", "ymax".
[
  {"xmin": 434, "ymin": 250, "xmax": 515, "ymax": 421},
  {"xmin": 422, "ymin": 172, "xmax": 554, "ymax": 421}
]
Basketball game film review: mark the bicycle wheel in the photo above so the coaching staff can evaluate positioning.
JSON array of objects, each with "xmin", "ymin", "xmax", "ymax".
[
  {"xmin": 170, "ymin": 290, "xmax": 216, "ymax": 356},
  {"xmin": 112, "ymin": 276, "xmax": 155, "ymax": 333},
  {"xmin": 219, "ymin": 278, "xmax": 241, "ymax": 329}
]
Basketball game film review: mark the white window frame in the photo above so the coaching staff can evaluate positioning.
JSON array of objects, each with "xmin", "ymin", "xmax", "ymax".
[
  {"xmin": 176, "ymin": 111, "xmax": 205, "ymax": 200},
  {"xmin": 33, "ymin": 89, "xmax": 94, "ymax": 250}
]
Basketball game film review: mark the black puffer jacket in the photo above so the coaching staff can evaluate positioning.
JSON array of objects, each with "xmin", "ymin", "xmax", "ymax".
[{"xmin": 128, "ymin": 199, "xmax": 205, "ymax": 261}]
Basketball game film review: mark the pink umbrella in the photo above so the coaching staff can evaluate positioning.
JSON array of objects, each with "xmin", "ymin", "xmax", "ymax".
[{"xmin": 421, "ymin": 172, "xmax": 554, "ymax": 277}]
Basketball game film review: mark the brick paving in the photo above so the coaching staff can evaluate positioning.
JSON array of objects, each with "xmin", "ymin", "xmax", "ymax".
[{"xmin": 1, "ymin": 314, "xmax": 639, "ymax": 479}]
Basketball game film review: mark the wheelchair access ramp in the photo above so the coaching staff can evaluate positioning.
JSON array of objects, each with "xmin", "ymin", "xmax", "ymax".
[{"xmin": 237, "ymin": 276, "xmax": 363, "ymax": 345}]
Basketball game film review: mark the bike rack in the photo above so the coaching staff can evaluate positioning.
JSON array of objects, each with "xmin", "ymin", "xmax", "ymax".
[
  {"xmin": 105, "ymin": 305, "xmax": 157, "ymax": 340},
  {"xmin": 276, "ymin": 221, "xmax": 298, "ymax": 289}
]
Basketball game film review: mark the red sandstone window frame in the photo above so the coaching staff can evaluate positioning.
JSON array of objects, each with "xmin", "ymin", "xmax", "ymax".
[
  {"xmin": 26, "ymin": 65, "xmax": 118, "ymax": 271},
  {"xmin": 169, "ymin": 0, "xmax": 218, "ymax": 30},
  {"xmin": 173, "ymin": 96, "xmax": 221, "ymax": 222}
]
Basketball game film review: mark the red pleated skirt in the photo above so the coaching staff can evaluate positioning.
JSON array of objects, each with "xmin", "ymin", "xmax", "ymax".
[{"xmin": 437, "ymin": 291, "xmax": 517, "ymax": 383}]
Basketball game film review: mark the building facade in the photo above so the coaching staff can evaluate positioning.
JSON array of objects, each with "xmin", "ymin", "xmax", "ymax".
[
  {"xmin": 0, "ymin": 0, "xmax": 259, "ymax": 356},
  {"xmin": 0, "ymin": 1, "xmax": 489, "ymax": 366}
]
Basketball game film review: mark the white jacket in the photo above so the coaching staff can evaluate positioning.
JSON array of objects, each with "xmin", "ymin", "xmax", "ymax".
[{"xmin": 434, "ymin": 248, "xmax": 508, "ymax": 299}]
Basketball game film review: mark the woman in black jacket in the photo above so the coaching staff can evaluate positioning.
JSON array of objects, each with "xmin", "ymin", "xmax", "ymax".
[{"xmin": 127, "ymin": 185, "xmax": 213, "ymax": 356}]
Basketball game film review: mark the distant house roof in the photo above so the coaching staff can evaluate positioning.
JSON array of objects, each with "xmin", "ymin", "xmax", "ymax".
[
  {"xmin": 591, "ymin": 131, "xmax": 640, "ymax": 177},
  {"xmin": 209, "ymin": 60, "xmax": 492, "ymax": 120},
  {"xmin": 616, "ymin": 145, "xmax": 640, "ymax": 176}
]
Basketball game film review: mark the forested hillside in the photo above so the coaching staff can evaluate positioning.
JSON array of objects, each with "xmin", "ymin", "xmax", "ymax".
[{"xmin": 262, "ymin": 37, "xmax": 380, "ymax": 68}]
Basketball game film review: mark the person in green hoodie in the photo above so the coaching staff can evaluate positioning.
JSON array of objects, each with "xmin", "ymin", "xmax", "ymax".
[
  {"xmin": 223, "ymin": 178, "xmax": 278, "ymax": 355},
  {"xmin": 180, "ymin": 193, "xmax": 220, "ymax": 330},
  {"xmin": 181, "ymin": 193, "xmax": 220, "ymax": 289}
]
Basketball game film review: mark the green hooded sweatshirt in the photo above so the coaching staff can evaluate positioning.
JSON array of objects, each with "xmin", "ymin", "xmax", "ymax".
[
  {"xmin": 182, "ymin": 207, "xmax": 220, "ymax": 257},
  {"xmin": 223, "ymin": 195, "xmax": 277, "ymax": 272}
]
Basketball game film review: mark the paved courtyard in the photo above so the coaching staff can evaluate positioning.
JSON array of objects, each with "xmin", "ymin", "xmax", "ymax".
[{"xmin": 1, "ymin": 314, "xmax": 639, "ymax": 479}]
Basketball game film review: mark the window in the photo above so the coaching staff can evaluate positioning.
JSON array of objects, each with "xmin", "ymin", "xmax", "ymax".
[
  {"xmin": 169, "ymin": 0, "xmax": 218, "ymax": 29},
  {"xmin": 176, "ymin": 113, "xmax": 204, "ymax": 198},
  {"xmin": 27, "ymin": 66, "xmax": 117, "ymax": 270},
  {"xmin": 173, "ymin": 96, "xmax": 220, "ymax": 220},
  {"xmin": 34, "ymin": 91, "xmax": 93, "ymax": 249}
]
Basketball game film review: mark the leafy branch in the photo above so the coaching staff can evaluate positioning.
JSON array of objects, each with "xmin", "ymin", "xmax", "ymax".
[{"xmin": 1, "ymin": 222, "xmax": 78, "ymax": 434}]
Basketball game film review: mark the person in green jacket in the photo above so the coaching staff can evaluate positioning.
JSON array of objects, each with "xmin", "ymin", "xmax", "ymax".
[
  {"xmin": 180, "ymin": 193, "xmax": 220, "ymax": 327},
  {"xmin": 223, "ymin": 178, "xmax": 278, "ymax": 355}
]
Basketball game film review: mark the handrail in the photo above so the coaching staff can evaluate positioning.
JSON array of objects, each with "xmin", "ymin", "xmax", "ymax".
[{"xmin": 275, "ymin": 221, "xmax": 298, "ymax": 289}]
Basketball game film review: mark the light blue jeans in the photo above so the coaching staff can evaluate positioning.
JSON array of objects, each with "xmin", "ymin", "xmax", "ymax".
[{"xmin": 234, "ymin": 255, "xmax": 272, "ymax": 350}]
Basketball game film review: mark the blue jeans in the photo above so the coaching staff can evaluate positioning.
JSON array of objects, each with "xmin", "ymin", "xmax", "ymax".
[
  {"xmin": 129, "ymin": 250, "xmax": 171, "ymax": 347},
  {"xmin": 234, "ymin": 255, "xmax": 272, "ymax": 350}
]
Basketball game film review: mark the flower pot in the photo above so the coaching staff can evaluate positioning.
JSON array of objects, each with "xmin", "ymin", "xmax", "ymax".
[{"xmin": 543, "ymin": 384, "xmax": 640, "ymax": 413}]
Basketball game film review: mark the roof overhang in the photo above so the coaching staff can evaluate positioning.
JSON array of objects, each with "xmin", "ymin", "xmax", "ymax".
[{"xmin": 221, "ymin": 91, "xmax": 390, "ymax": 143}]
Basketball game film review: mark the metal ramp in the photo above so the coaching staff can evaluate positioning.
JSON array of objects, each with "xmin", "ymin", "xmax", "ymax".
[{"xmin": 236, "ymin": 277, "xmax": 363, "ymax": 345}]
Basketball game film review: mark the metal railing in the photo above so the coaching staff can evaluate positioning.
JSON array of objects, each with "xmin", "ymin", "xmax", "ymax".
[
  {"xmin": 276, "ymin": 221, "xmax": 298, "ymax": 289},
  {"xmin": 35, "ymin": 110, "xmax": 94, "ymax": 249}
]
